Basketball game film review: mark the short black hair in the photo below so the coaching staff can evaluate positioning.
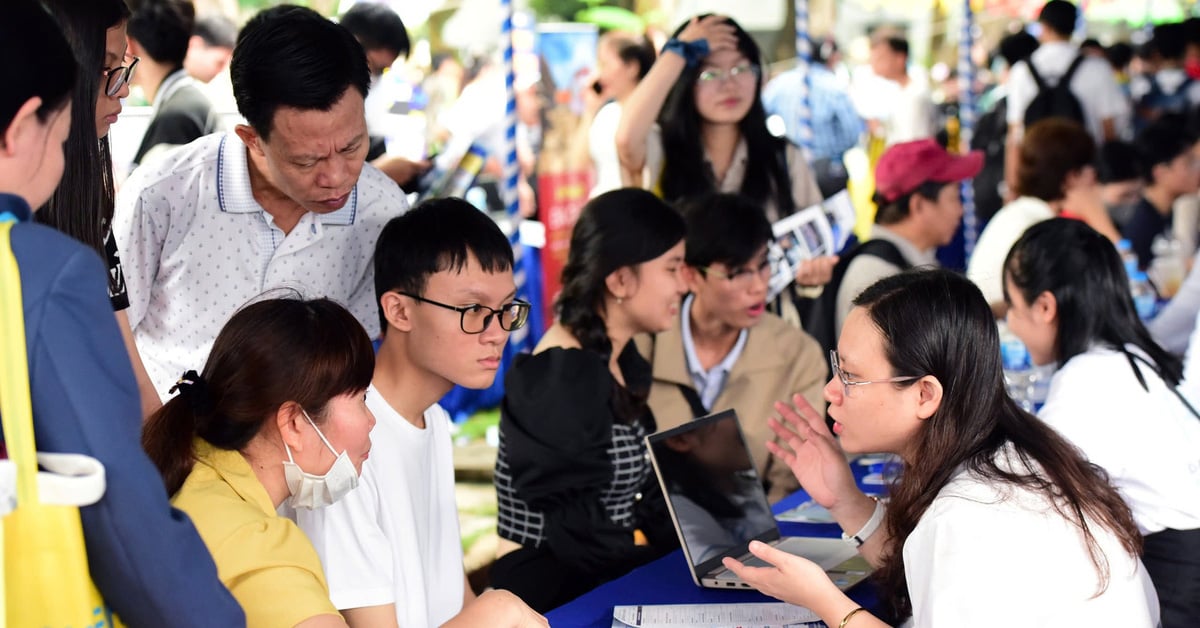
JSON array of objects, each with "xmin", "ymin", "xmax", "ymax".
[
  {"xmin": 813, "ymin": 35, "xmax": 839, "ymax": 66},
  {"xmin": 1105, "ymin": 42, "xmax": 1134, "ymax": 71},
  {"xmin": 194, "ymin": 14, "xmax": 237, "ymax": 49},
  {"xmin": 873, "ymin": 33, "xmax": 909, "ymax": 57},
  {"xmin": 1135, "ymin": 114, "xmax": 1197, "ymax": 184},
  {"xmin": 373, "ymin": 198, "xmax": 514, "ymax": 333},
  {"xmin": 127, "ymin": 0, "xmax": 196, "ymax": 67},
  {"xmin": 340, "ymin": 2, "xmax": 409, "ymax": 58},
  {"xmin": 1096, "ymin": 141, "xmax": 1140, "ymax": 184},
  {"xmin": 1, "ymin": 0, "xmax": 76, "ymax": 131},
  {"xmin": 679, "ymin": 194, "xmax": 772, "ymax": 270},
  {"xmin": 874, "ymin": 180, "xmax": 949, "ymax": 225},
  {"xmin": 1038, "ymin": 1, "xmax": 1077, "ymax": 38},
  {"xmin": 231, "ymin": 5, "xmax": 370, "ymax": 141},
  {"xmin": 998, "ymin": 31, "xmax": 1038, "ymax": 67},
  {"xmin": 605, "ymin": 33, "xmax": 656, "ymax": 81},
  {"xmin": 1153, "ymin": 22, "xmax": 1187, "ymax": 61},
  {"xmin": 1184, "ymin": 17, "xmax": 1200, "ymax": 46}
]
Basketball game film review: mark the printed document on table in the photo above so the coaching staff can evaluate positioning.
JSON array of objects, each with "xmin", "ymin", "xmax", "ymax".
[{"xmin": 611, "ymin": 602, "xmax": 822, "ymax": 627}]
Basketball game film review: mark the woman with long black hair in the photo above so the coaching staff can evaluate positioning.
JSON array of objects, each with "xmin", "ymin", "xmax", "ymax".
[
  {"xmin": 725, "ymin": 268, "xmax": 1158, "ymax": 627},
  {"xmin": 1005, "ymin": 218, "xmax": 1200, "ymax": 628},
  {"xmin": 491, "ymin": 188, "xmax": 687, "ymax": 611},
  {"xmin": 40, "ymin": 0, "xmax": 161, "ymax": 416},
  {"xmin": 616, "ymin": 14, "xmax": 834, "ymax": 316}
]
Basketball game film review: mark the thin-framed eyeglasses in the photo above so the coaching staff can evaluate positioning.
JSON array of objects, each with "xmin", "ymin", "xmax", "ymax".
[
  {"xmin": 700, "ymin": 255, "xmax": 777, "ymax": 290},
  {"xmin": 697, "ymin": 62, "xmax": 759, "ymax": 86},
  {"xmin": 830, "ymin": 350, "xmax": 921, "ymax": 397},
  {"xmin": 399, "ymin": 292, "xmax": 531, "ymax": 334},
  {"xmin": 101, "ymin": 56, "xmax": 139, "ymax": 97}
]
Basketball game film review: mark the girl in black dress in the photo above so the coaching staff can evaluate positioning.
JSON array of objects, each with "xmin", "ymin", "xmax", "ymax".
[{"xmin": 491, "ymin": 188, "xmax": 687, "ymax": 611}]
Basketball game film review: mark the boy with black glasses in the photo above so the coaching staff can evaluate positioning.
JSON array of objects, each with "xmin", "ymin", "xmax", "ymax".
[
  {"xmin": 636, "ymin": 193, "xmax": 827, "ymax": 503},
  {"xmin": 292, "ymin": 198, "xmax": 544, "ymax": 627}
]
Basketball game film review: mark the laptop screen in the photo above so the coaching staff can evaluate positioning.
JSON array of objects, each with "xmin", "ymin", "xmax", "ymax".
[{"xmin": 647, "ymin": 410, "xmax": 780, "ymax": 568}]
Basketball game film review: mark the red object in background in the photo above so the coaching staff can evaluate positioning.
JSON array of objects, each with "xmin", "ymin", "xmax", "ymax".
[{"xmin": 537, "ymin": 169, "xmax": 592, "ymax": 328}]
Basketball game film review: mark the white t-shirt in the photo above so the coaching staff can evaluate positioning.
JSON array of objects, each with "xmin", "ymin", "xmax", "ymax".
[
  {"xmin": 113, "ymin": 133, "xmax": 404, "ymax": 397},
  {"xmin": 967, "ymin": 196, "xmax": 1055, "ymax": 305},
  {"xmin": 589, "ymin": 101, "xmax": 624, "ymax": 198},
  {"xmin": 886, "ymin": 78, "xmax": 935, "ymax": 145},
  {"xmin": 1038, "ymin": 345, "xmax": 1200, "ymax": 535},
  {"xmin": 903, "ymin": 445, "xmax": 1160, "ymax": 627},
  {"xmin": 1007, "ymin": 41, "xmax": 1128, "ymax": 142},
  {"xmin": 292, "ymin": 389, "xmax": 465, "ymax": 627}
]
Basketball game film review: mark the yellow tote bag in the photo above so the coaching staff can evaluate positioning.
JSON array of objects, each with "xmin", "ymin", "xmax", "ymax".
[{"xmin": 0, "ymin": 221, "xmax": 118, "ymax": 628}]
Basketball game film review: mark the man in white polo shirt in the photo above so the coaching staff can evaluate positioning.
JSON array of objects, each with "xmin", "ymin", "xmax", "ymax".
[{"xmin": 114, "ymin": 5, "xmax": 406, "ymax": 398}]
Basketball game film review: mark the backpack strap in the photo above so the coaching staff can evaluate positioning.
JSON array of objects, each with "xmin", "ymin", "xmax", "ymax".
[
  {"xmin": 1026, "ymin": 54, "xmax": 1085, "ymax": 90},
  {"xmin": 1060, "ymin": 54, "xmax": 1086, "ymax": 85},
  {"xmin": 803, "ymin": 237, "xmax": 913, "ymax": 375},
  {"xmin": 854, "ymin": 238, "xmax": 911, "ymax": 270},
  {"xmin": 647, "ymin": 333, "xmax": 711, "ymax": 418},
  {"xmin": 776, "ymin": 142, "xmax": 797, "ymax": 217},
  {"xmin": 1025, "ymin": 58, "xmax": 1047, "ymax": 91},
  {"xmin": 676, "ymin": 383, "xmax": 709, "ymax": 418}
]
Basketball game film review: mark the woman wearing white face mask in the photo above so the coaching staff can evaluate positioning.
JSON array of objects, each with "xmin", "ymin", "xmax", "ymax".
[{"xmin": 142, "ymin": 297, "xmax": 376, "ymax": 628}]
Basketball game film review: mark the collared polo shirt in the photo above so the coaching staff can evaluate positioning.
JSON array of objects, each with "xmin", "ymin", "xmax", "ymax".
[
  {"xmin": 114, "ymin": 133, "xmax": 405, "ymax": 398},
  {"xmin": 679, "ymin": 294, "xmax": 749, "ymax": 411},
  {"xmin": 173, "ymin": 440, "xmax": 339, "ymax": 627}
]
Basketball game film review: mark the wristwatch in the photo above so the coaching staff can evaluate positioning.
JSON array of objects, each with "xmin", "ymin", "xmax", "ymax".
[{"xmin": 841, "ymin": 496, "xmax": 884, "ymax": 547}]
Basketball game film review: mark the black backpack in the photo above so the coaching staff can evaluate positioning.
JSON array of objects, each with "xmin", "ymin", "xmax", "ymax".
[
  {"xmin": 804, "ymin": 238, "xmax": 911, "ymax": 376},
  {"xmin": 970, "ymin": 95, "xmax": 1010, "ymax": 226},
  {"xmin": 1023, "ymin": 55, "xmax": 1087, "ymax": 128}
]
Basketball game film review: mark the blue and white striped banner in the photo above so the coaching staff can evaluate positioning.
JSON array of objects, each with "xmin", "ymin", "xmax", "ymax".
[
  {"xmin": 794, "ymin": 0, "xmax": 813, "ymax": 152},
  {"xmin": 958, "ymin": 0, "xmax": 979, "ymax": 258},
  {"xmin": 500, "ymin": 0, "xmax": 538, "ymax": 353}
]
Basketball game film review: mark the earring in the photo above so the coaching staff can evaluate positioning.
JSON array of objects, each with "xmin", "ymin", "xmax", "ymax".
[{"xmin": 617, "ymin": 297, "xmax": 624, "ymax": 305}]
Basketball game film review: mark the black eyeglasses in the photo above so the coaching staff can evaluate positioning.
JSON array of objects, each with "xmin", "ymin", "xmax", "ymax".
[
  {"xmin": 101, "ymin": 56, "xmax": 139, "ymax": 98},
  {"xmin": 399, "ymin": 292, "xmax": 531, "ymax": 334},
  {"xmin": 699, "ymin": 256, "xmax": 777, "ymax": 289}
]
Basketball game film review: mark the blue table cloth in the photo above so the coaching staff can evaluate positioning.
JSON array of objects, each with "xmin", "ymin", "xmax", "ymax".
[{"xmin": 545, "ymin": 467, "xmax": 886, "ymax": 627}]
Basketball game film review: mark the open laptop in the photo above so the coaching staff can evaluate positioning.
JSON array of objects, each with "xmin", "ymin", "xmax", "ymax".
[{"xmin": 646, "ymin": 409, "xmax": 872, "ymax": 591}]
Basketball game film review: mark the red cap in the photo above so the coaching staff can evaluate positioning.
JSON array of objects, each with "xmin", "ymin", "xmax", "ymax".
[{"xmin": 874, "ymin": 139, "xmax": 984, "ymax": 203}]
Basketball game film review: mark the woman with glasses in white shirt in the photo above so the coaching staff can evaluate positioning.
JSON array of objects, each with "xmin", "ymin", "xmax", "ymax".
[
  {"xmin": 616, "ymin": 14, "xmax": 835, "ymax": 300},
  {"xmin": 724, "ymin": 268, "xmax": 1158, "ymax": 628}
]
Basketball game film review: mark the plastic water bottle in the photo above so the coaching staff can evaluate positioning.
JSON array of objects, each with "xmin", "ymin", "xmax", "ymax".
[
  {"xmin": 1130, "ymin": 270, "xmax": 1158, "ymax": 320},
  {"xmin": 999, "ymin": 322, "xmax": 1038, "ymax": 412},
  {"xmin": 1117, "ymin": 239, "xmax": 1140, "ymax": 278}
]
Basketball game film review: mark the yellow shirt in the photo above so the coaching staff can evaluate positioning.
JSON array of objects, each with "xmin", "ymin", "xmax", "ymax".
[{"xmin": 172, "ymin": 440, "xmax": 340, "ymax": 627}]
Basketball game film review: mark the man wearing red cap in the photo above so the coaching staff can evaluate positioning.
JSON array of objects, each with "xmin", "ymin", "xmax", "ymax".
[{"xmin": 831, "ymin": 139, "xmax": 983, "ymax": 334}]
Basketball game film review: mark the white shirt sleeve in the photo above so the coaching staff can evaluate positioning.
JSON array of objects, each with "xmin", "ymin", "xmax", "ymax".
[
  {"xmin": 1081, "ymin": 57, "xmax": 1128, "ymax": 123},
  {"xmin": 1005, "ymin": 61, "xmax": 1035, "ymax": 128},
  {"xmin": 112, "ymin": 172, "xmax": 167, "ymax": 330},
  {"xmin": 1149, "ymin": 249, "xmax": 1200, "ymax": 355},
  {"xmin": 641, "ymin": 124, "xmax": 665, "ymax": 192},
  {"xmin": 294, "ymin": 460, "xmax": 396, "ymax": 611}
]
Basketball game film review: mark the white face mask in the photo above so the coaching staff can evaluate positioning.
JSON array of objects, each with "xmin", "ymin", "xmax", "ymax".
[{"xmin": 282, "ymin": 409, "xmax": 359, "ymax": 510}]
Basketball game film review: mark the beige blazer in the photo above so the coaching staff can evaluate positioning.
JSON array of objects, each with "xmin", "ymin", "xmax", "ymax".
[{"xmin": 635, "ymin": 313, "xmax": 827, "ymax": 503}]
